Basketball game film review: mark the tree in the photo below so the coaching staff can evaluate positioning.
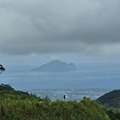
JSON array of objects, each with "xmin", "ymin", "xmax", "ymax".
[{"xmin": 0, "ymin": 64, "xmax": 5, "ymax": 71}]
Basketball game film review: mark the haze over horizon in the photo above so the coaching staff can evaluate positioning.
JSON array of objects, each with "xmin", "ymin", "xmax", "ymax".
[{"xmin": 0, "ymin": 0, "xmax": 120, "ymax": 65}]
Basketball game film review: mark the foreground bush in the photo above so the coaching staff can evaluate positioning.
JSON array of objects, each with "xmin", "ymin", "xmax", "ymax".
[
  {"xmin": 0, "ymin": 84, "xmax": 109, "ymax": 120},
  {"xmin": 104, "ymin": 106, "xmax": 120, "ymax": 120}
]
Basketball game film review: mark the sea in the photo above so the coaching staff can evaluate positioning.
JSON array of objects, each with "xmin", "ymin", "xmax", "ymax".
[{"xmin": 0, "ymin": 62, "xmax": 120, "ymax": 101}]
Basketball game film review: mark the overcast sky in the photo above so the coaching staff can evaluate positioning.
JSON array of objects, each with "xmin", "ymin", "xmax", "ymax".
[{"xmin": 0, "ymin": 0, "xmax": 120, "ymax": 58}]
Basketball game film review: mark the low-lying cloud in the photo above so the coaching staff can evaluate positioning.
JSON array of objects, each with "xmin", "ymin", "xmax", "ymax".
[{"xmin": 0, "ymin": 0, "xmax": 120, "ymax": 55}]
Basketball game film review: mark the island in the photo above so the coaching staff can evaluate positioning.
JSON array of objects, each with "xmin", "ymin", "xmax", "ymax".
[{"xmin": 31, "ymin": 60, "xmax": 76, "ymax": 72}]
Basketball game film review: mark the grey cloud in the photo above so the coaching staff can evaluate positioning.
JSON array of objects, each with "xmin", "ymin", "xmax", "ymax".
[{"xmin": 0, "ymin": 0, "xmax": 120, "ymax": 55}]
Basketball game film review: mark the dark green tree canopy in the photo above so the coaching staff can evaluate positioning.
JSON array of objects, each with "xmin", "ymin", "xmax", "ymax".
[{"xmin": 0, "ymin": 64, "xmax": 5, "ymax": 71}]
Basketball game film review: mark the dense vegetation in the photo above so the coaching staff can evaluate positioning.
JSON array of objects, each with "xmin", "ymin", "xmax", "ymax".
[
  {"xmin": 105, "ymin": 106, "xmax": 120, "ymax": 120},
  {"xmin": 97, "ymin": 90, "xmax": 120, "ymax": 108},
  {"xmin": 0, "ymin": 84, "xmax": 109, "ymax": 120},
  {"xmin": 0, "ymin": 65, "xmax": 5, "ymax": 71},
  {"xmin": 97, "ymin": 90, "xmax": 120, "ymax": 120}
]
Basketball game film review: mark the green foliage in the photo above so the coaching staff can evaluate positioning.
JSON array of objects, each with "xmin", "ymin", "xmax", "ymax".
[
  {"xmin": 0, "ymin": 65, "xmax": 5, "ymax": 71},
  {"xmin": 0, "ymin": 84, "xmax": 110, "ymax": 120},
  {"xmin": 97, "ymin": 90, "xmax": 120, "ymax": 108},
  {"xmin": 104, "ymin": 106, "xmax": 120, "ymax": 120},
  {"xmin": 0, "ymin": 84, "xmax": 14, "ymax": 90}
]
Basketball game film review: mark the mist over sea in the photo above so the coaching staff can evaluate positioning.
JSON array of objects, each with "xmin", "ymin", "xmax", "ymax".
[{"xmin": 0, "ymin": 62, "xmax": 120, "ymax": 100}]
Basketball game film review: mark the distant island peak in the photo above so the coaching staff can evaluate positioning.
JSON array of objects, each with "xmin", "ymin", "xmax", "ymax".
[{"xmin": 32, "ymin": 60, "xmax": 76, "ymax": 72}]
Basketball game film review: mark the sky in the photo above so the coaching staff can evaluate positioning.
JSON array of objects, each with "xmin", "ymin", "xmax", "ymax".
[{"xmin": 0, "ymin": 0, "xmax": 120, "ymax": 65}]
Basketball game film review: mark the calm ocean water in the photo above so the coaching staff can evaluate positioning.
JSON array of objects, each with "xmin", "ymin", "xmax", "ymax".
[{"xmin": 0, "ymin": 62, "xmax": 120, "ymax": 100}]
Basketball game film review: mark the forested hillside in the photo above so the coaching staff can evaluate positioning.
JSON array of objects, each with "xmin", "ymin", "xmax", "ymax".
[{"xmin": 97, "ymin": 90, "xmax": 120, "ymax": 108}]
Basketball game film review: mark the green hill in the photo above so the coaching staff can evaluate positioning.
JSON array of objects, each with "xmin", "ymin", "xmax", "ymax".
[
  {"xmin": 97, "ymin": 90, "xmax": 120, "ymax": 108},
  {"xmin": 97, "ymin": 90, "xmax": 120, "ymax": 120}
]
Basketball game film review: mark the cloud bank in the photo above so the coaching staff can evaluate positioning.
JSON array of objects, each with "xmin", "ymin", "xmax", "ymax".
[{"xmin": 0, "ymin": 0, "xmax": 120, "ymax": 55}]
